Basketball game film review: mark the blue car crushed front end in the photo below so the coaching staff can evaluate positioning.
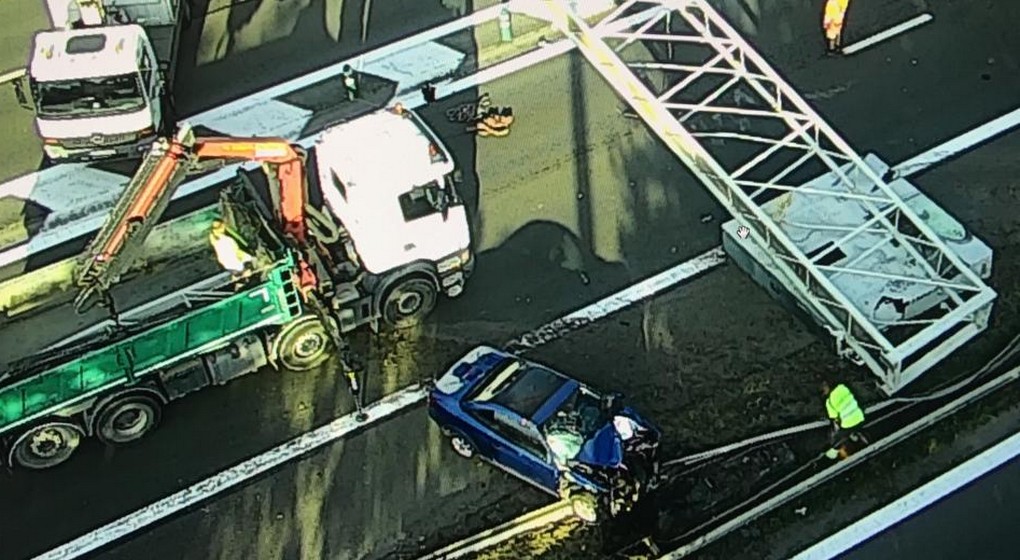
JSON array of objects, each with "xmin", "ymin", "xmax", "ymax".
[
  {"xmin": 559, "ymin": 407, "xmax": 663, "ymax": 512},
  {"xmin": 427, "ymin": 345, "xmax": 663, "ymax": 521}
]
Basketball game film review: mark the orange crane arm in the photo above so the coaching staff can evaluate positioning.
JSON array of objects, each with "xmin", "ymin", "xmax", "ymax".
[
  {"xmin": 75, "ymin": 124, "xmax": 315, "ymax": 312},
  {"xmin": 194, "ymin": 138, "xmax": 308, "ymax": 244}
]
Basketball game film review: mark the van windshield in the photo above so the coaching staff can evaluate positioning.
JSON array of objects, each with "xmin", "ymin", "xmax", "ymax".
[{"xmin": 33, "ymin": 74, "xmax": 145, "ymax": 118}]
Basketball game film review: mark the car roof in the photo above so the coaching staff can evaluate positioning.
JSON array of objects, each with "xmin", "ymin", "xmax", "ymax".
[{"xmin": 471, "ymin": 360, "xmax": 579, "ymax": 423}]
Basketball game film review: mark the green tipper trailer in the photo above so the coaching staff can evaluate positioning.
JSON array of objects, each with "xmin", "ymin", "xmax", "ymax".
[{"xmin": 0, "ymin": 189, "xmax": 337, "ymax": 470}]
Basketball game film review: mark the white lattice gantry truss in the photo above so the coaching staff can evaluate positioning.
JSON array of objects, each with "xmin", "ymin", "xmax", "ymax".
[{"xmin": 541, "ymin": 0, "xmax": 997, "ymax": 393}]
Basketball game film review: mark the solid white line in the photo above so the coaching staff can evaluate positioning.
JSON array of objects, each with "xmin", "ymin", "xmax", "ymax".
[
  {"xmin": 0, "ymin": 68, "xmax": 26, "ymax": 84},
  {"xmin": 416, "ymin": 501, "xmax": 574, "ymax": 560},
  {"xmin": 31, "ymin": 385, "xmax": 428, "ymax": 560},
  {"xmin": 791, "ymin": 428, "xmax": 1020, "ymax": 560},
  {"xmin": 890, "ymin": 105, "xmax": 1020, "ymax": 180},
  {"xmin": 842, "ymin": 13, "xmax": 934, "ymax": 55},
  {"xmin": 33, "ymin": 234, "xmax": 715, "ymax": 560},
  {"xmin": 506, "ymin": 247, "xmax": 727, "ymax": 350}
]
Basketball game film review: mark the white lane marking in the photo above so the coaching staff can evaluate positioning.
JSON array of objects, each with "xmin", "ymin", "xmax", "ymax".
[
  {"xmin": 0, "ymin": 165, "xmax": 126, "ymax": 212},
  {"xmin": 791, "ymin": 427, "xmax": 1020, "ymax": 559},
  {"xmin": 890, "ymin": 105, "xmax": 1020, "ymax": 180},
  {"xmin": 192, "ymin": 40, "xmax": 466, "ymax": 137},
  {"xmin": 842, "ymin": 13, "xmax": 934, "ymax": 56},
  {"xmin": 416, "ymin": 501, "xmax": 574, "ymax": 560},
  {"xmin": 0, "ymin": 4, "xmax": 661, "ymax": 271},
  {"xmin": 31, "ymin": 386, "xmax": 428, "ymax": 560},
  {"xmin": 506, "ymin": 247, "xmax": 727, "ymax": 350},
  {"xmin": 0, "ymin": 68, "xmax": 26, "ymax": 84},
  {"xmin": 32, "ymin": 220, "xmax": 707, "ymax": 560}
]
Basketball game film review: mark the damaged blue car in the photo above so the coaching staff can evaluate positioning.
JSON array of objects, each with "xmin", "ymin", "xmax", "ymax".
[{"xmin": 427, "ymin": 346, "xmax": 662, "ymax": 523}]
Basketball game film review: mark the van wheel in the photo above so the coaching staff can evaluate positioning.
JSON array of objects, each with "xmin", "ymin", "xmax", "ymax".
[
  {"xmin": 381, "ymin": 277, "xmax": 438, "ymax": 329},
  {"xmin": 570, "ymin": 491, "xmax": 600, "ymax": 524},
  {"xmin": 94, "ymin": 395, "xmax": 162, "ymax": 445},
  {"xmin": 11, "ymin": 423, "xmax": 82, "ymax": 470},
  {"xmin": 275, "ymin": 316, "xmax": 333, "ymax": 371}
]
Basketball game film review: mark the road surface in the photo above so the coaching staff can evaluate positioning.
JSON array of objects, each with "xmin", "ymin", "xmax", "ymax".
[
  {"xmin": 811, "ymin": 432, "xmax": 1020, "ymax": 560},
  {"xmin": 841, "ymin": 459, "xmax": 1020, "ymax": 560},
  {"xmin": 0, "ymin": 1, "xmax": 1019, "ymax": 559}
]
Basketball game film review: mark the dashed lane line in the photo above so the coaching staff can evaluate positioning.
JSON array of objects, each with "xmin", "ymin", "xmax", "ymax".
[{"xmin": 842, "ymin": 13, "xmax": 934, "ymax": 56}]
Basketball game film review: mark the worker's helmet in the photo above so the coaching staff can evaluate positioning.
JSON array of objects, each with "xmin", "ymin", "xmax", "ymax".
[{"xmin": 211, "ymin": 219, "xmax": 226, "ymax": 234}]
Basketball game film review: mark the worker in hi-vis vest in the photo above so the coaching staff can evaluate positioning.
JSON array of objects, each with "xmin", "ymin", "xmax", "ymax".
[
  {"xmin": 822, "ymin": 381, "xmax": 867, "ymax": 460},
  {"xmin": 209, "ymin": 219, "xmax": 255, "ymax": 286},
  {"xmin": 823, "ymin": 0, "xmax": 850, "ymax": 54}
]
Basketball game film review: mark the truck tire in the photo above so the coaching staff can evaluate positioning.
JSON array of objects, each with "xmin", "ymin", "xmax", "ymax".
[
  {"xmin": 381, "ymin": 277, "xmax": 438, "ymax": 329},
  {"xmin": 274, "ymin": 316, "xmax": 332, "ymax": 371},
  {"xmin": 10, "ymin": 422, "xmax": 83, "ymax": 470},
  {"xmin": 94, "ymin": 394, "xmax": 162, "ymax": 445}
]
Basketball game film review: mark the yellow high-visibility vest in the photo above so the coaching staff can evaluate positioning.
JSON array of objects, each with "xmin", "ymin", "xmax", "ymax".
[
  {"xmin": 824, "ymin": 0, "xmax": 849, "ymax": 28},
  {"xmin": 826, "ymin": 384, "xmax": 865, "ymax": 429},
  {"xmin": 209, "ymin": 231, "xmax": 254, "ymax": 273}
]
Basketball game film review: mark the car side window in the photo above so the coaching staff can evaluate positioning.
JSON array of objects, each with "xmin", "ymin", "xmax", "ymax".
[{"xmin": 491, "ymin": 409, "xmax": 547, "ymax": 459}]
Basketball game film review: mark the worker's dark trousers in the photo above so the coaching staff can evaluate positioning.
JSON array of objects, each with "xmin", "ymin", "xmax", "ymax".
[{"xmin": 831, "ymin": 425, "xmax": 868, "ymax": 453}]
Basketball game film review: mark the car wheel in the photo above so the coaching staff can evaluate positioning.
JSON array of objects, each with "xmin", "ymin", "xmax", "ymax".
[
  {"xmin": 570, "ymin": 491, "xmax": 600, "ymax": 524},
  {"xmin": 449, "ymin": 433, "xmax": 475, "ymax": 459}
]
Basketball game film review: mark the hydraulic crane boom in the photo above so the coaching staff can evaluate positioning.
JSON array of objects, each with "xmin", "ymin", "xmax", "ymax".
[{"xmin": 73, "ymin": 122, "xmax": 313, "ymax": 312}]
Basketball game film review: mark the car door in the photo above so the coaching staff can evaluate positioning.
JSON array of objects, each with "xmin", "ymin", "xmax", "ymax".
[{"xmin": 468, "ymin": 405, "xmax": 559, "ymax": 494}]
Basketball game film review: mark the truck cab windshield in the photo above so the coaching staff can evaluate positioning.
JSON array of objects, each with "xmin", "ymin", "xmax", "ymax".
[{"xmin": 32, "ymin": 74, "xmax": 145, "ymax": 118}]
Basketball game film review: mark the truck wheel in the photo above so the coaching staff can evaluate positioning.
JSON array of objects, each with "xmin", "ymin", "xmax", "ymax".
[
  {"xmin": 381, "ymin": 277, "xmax": 438, "ymax": 329},
  {"xmin": 569, "ymin": 491, "xmax": 600, "ymax": 524},
  {"xmin": 94, "ymin": 395, "xmax": 162, "ymax": 445},
  {"xmin": 275, "ymin": 316, "xmax": 333, "ymax": 371},
  {"xmin": 11, "ymin": 422, "xmax": 82, "ymax": 470}
]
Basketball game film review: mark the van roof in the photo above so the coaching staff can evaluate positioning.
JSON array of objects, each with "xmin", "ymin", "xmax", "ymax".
[{"xmin": 30, "ymin": 25, "xmax": 144, "ymax": 82}]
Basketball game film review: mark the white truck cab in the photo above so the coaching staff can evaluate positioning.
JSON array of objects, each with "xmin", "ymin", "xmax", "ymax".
[
  {"xmin": 315, "ymin": 105, "xmax": 473, "ymax": 309},
  {"xmin": 13, "ymin": 0, "xmax": 186, "ymax": 163},
  {"xmin": 28, "ymin": 24, "xmax": 164, "ymax": 162}
]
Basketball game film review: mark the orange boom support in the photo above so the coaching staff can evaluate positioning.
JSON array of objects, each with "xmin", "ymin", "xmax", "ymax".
[{"xmin": 74, "ymin": 123, "xmax": 316, "ymax": 312}]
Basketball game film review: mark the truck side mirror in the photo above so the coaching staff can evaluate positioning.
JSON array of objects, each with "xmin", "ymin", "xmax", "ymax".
[{"xmin": 12, "ymin": 75, "xmax": 33, "ymax": 110}]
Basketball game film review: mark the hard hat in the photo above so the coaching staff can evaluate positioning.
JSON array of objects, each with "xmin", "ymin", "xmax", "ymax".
[{"xmin": 825, "ymin": 448, "xmax": 839, "ymax": 460}]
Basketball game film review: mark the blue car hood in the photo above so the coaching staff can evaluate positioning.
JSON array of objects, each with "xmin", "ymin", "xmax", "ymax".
[{"xmin": 577, "ymin": 424, "xmax": 623, "ymax": 468}]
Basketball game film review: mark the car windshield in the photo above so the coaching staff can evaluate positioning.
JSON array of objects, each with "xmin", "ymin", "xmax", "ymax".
[
  {"xmin": 543, "ymin": 385, "xmax": 606, "ymax": 464},
  {"xmin": 33, "ymin": 74, "xmax": 144, "ymax": 117},
  {"xmin": 471, "ymin": 361, "xmax": 567, "ymax": 419}
]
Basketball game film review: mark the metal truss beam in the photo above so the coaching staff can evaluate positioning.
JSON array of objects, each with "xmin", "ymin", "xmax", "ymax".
[{"xmin": 543, "ymin": 0, "xmax": 997, "ymax": 390}]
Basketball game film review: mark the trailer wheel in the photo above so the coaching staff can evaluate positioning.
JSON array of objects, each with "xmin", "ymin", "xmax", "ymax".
[
  {"xmin": 275, "ymin": 316, "xmax": 332, "ymax": 371},
  {"xmin": 10, "ymin": 422, "xmax": 83, "ymax": 470},
  {"xmin": 94, "ymin": 395, "xmax": 162, "ymax": 445},
  {"xmin": 381, "ymin": 277, "xmax": 438, "ymax": 329}
]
